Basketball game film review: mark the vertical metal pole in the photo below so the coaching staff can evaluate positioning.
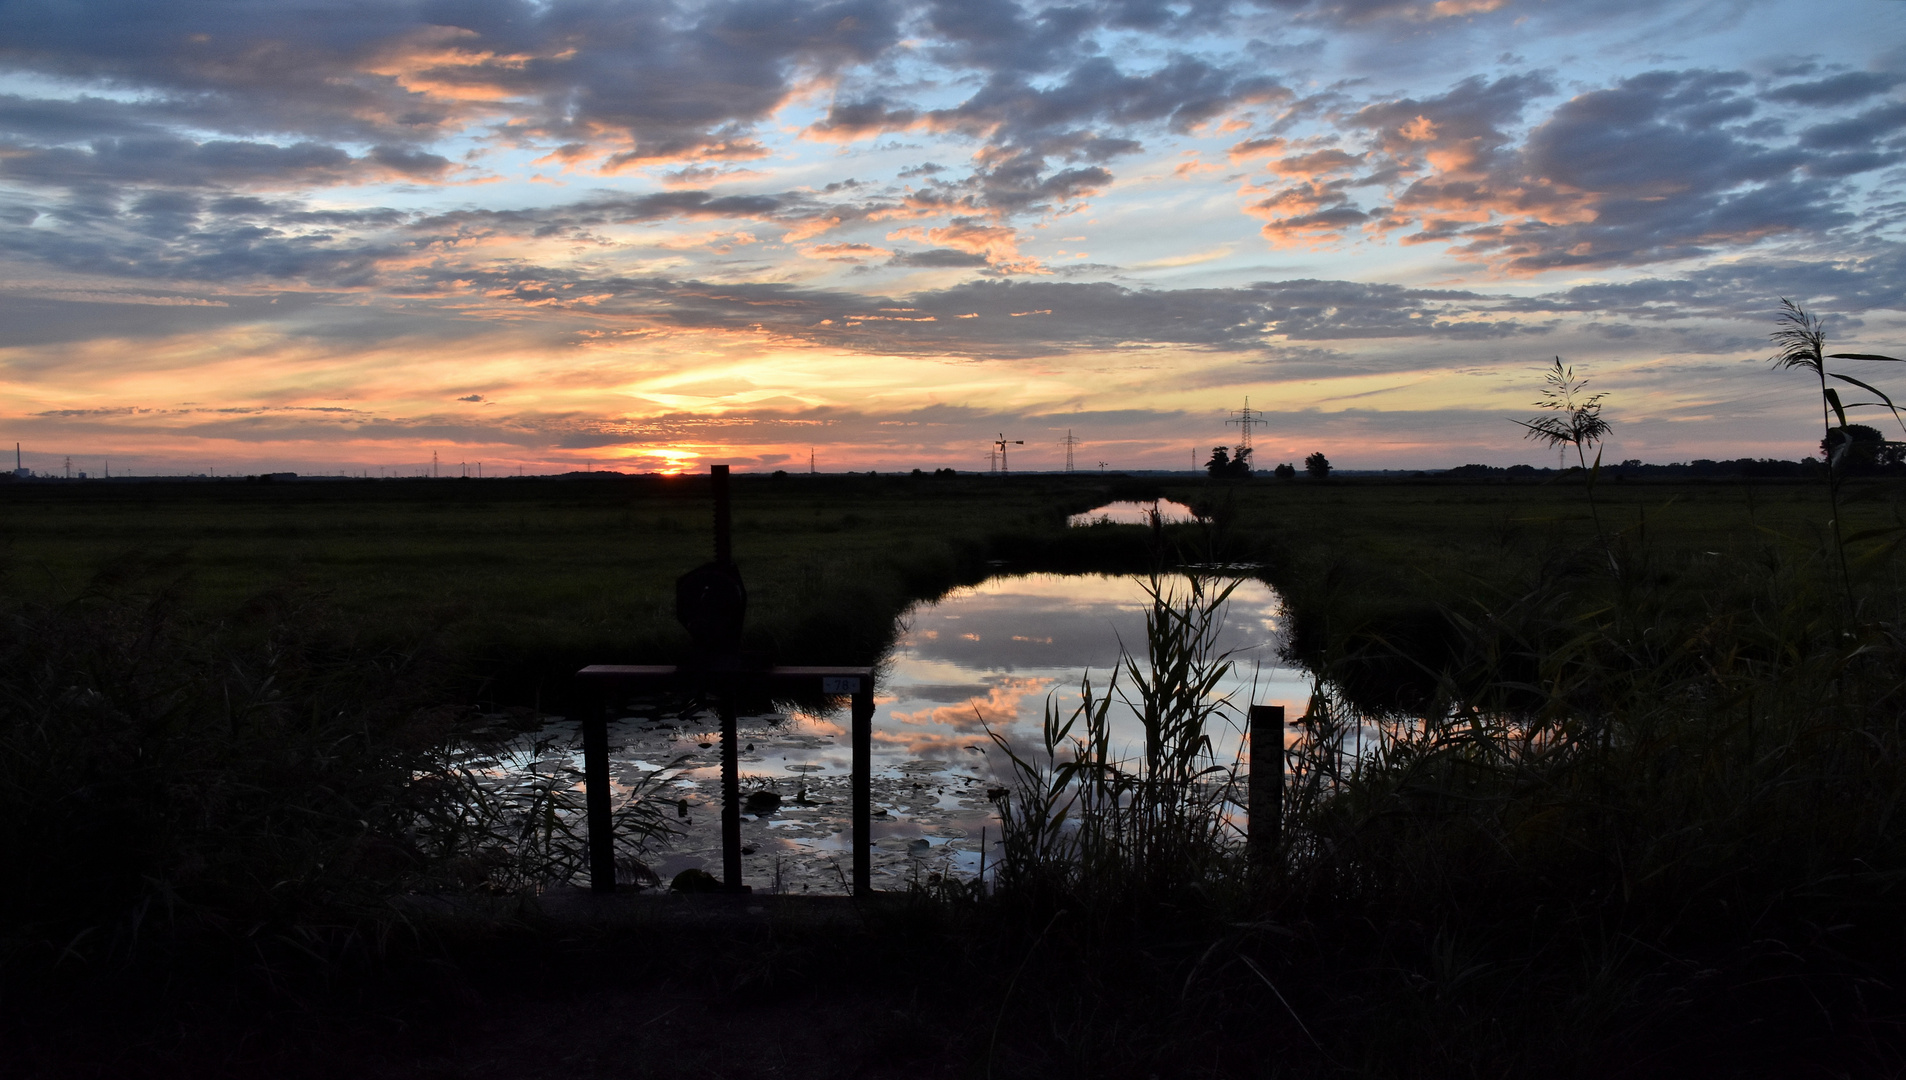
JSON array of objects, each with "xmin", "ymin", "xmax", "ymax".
[
  {"xmin": 579, "ymin": 678, "xmax": 614, "ymax": 893},
  {"xmin": 852, "ymin": 682, "xmax": 874, "ymax": 896},
  {"xmin": 721, "ymin": 695, "xmax": 743, "ymax": 891},
  {"xmin": 712, "ymin": 464, "xmax": 732, "ymax": 565},
  {"xmin": 1249, "ymin": 704, "xmax": 1284, "ymax": 869}
]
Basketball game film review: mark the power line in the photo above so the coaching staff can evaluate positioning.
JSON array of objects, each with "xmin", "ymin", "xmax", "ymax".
[{"xmin": 1060, "ymin": 429, "xmax": 1081, "ymax": 473}]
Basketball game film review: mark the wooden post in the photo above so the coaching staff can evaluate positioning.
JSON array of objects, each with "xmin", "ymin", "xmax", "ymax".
[
  {"xmin": 1249, "ymin": 704, "xmax": 1284, "ymax": 868},
  {"xmin": 577, "ymin": 665, "xmax": 873, "ymax": 896},
  {"xmin": 712, "ymin": 463, "xmax": 731, "ymax": 565},
  {"xmin": 720, "ymin": 696, "xmax": 743, "ymax": 891},
  {"xmin": 852, "ymin": 681, "xmax": 874, "ymax": 897},
  {"xmin": 579, "ymin": 682, "xmax": 614, "ymax": 893}
]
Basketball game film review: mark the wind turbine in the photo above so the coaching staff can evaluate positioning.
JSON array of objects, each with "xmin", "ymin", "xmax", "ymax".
[{"xmin": 993, "ymin": 433, "xmax": 1023, "ymax": 474}]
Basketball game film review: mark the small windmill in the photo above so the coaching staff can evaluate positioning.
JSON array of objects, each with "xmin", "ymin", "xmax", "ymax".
[{"xmin": 992, "ymin": 433, "xmax": 1023, "ymax": 474}]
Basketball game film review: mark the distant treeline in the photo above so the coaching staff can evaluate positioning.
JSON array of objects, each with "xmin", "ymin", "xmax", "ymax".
[
  {"xmin": 12, "ymin": 458, "xmax": 1899, "ymax": 484},
  {"xmin": 1442, "ymin": 457, "xmax": 1848, "ymax": 480}
]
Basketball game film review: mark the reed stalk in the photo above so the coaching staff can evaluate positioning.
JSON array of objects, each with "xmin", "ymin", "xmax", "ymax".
[{"xmin": 988, "ymin": 571, "xmax": 1245, "ymax": 912}]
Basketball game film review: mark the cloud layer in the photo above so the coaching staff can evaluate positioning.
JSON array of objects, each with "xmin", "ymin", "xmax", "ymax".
[{"xmin": 0, "ymin": 0, "xmax": 1901, "ymax": 472}]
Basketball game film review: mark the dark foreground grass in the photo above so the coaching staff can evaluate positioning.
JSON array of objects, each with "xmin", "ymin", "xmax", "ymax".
[
  {"xmin": 986, "ymin": 474, "xmax": 1906, "ymax": 1078},
  {"xmin": 6, "ymin": 472, "xmax": 1906, "ymax": 1077}
]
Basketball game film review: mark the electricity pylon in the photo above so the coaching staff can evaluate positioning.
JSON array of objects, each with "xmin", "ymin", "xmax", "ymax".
[{"xmin": 1226, "ymin": 396, "xmax": 1266, "ymax": 452}]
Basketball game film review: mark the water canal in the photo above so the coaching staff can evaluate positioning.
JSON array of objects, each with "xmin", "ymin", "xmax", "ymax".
[
  {"xmin": 476, "ymin": 509, "xmax": 1320, "ymax": 893},
  {"xmin": 1063, "ymin": 498, "xmax": 1199, "ymax": 527}
]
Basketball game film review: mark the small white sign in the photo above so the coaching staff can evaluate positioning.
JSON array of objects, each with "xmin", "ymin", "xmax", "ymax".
[{"xmin": 822, "ymin": 676, "xmax": 861, "ymax": 694}]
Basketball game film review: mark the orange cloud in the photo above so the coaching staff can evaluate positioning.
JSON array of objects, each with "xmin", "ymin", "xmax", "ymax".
[
  {"xmin": 364, "ymin": 26, "xmax": 560, "ymax": 106},
  {"xmin": 1246, "ymin": 181, "xmax": 1372, "ymax": 249},
  {"xmin": 784, "ymin": 216, "xmax": 845, "ymax": 242},
  {"xmin": 1227, "ymin": 137, "xmax": 1286, "ymax": 163},
  {"xmin": 1265, "ymin": 149, "xmax": 1365, "ymax": 178},
  {"xmin": 1398, "ymin": 115, "xmax": 1438, "ymax": 142},
  {"xmin": 800, "ymin": 242, "xmax": 889, "ymax": 262},
  {"xmin": 1426, "ymin": 0, "xmax": 1510, "ymax": 15},
  {"xmin": 889, "ymin": 678, "xmax": 1054, "ymax": 733},
  {"xmin": 1247, "ymin": 181, "xmax": 1347, "ymax": 219},
  {"xmin": 601, "ymin": 138, "xmax": 772, "ymax": 174},
  {"xmin": 651, "ymin": 230, "xmax": 759, "ymax": 253},
  {"xmin": 886, "ymin": 221, "xmax": 1046, "ymax": 274}
]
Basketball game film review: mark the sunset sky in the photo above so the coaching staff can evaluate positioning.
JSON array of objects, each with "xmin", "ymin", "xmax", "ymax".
[{"xmin": 2, "ymin": 0, "xmax": 1902, "ymax": 475}]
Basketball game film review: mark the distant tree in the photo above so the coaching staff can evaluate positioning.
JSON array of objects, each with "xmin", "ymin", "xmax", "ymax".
[
  {"xmin": 1820, "ymin": 423, "xmax": 1903, "ymax": 471},
  {"xmin": 1206, "ymin": 445, "xmax": 1253, "ymax": 478},
  {"xmin": 1304, "ymin": 452, "xmax": 1330, "ymax": 479},
  {"xmin": 1273, "ymin": 462, "xmax": 1296, "ymax": 480}
]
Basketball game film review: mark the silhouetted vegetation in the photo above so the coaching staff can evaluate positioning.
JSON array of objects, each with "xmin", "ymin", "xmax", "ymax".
[
  {"xmin": 8, "ymin": 468, "xmax": 1906, "ymax": 1075},
  {"xmin": 1822, "ymin": 423, "xmax": 1906, "ymax": 471},
  {"xmin": 1206, "ymin": 444, "xmax": 1254, "ymax": 478},
  {"xmin": 1515, "ymin": 357, "xmax": 1613, "ymax": 545},
  {"xmin": 980, "ymin": 464, "xmax": 1906, "ymax": 1076}
]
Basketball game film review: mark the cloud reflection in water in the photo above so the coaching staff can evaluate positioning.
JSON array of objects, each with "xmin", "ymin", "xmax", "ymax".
[{"xmin": 870, "ymin": 572, "xmax": 1305, "ymax": 770}]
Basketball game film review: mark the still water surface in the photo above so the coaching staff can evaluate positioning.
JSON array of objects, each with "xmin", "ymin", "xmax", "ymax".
[
  {"xmin": 1065, "ymin": 499, "xmax": 1198, "ymax": 527},
  {"xmin": 496, "ymin": 572, "xmax": 1312, "ymax": 893}
]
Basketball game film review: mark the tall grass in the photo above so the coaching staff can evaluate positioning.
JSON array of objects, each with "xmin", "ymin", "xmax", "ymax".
[
  {"xmin": 1772, "ymin": 298, "xmax": 1906, "ymax": 613},
  {"xmin": 1514, "ymin": 356, "xmax": 1612, "ymax": 549},
  {"xmin": 0, "ymin": 557, "xmax": 676, "ymax": 1003},
  {"xmin": 986, "ymin": 504, "xmax": 1906, "ymax": 1074},
  {"xmin": 987, "ymin": 572, "xmax": 1247, "ymax": 915}
]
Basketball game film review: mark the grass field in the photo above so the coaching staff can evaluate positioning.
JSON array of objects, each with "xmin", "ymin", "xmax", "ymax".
[
  {"xmin": 7, "ymin": 470, "xmax": 1897, "ymax": 689},
  {"xmin": 0, "ymin": 473, "xmax": 1132, "ymax": 701}
]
